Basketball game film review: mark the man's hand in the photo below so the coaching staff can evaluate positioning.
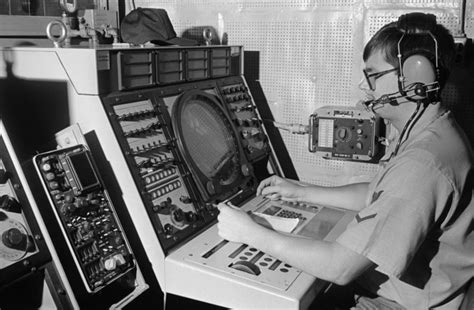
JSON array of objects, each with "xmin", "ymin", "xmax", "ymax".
[
  {"xmin": 256, "ymin": 175, "xmax": 303, "ymax": 201},
  {"xmin": 217, "ymin": 203, "xmax": 261, "ymax": 244}
]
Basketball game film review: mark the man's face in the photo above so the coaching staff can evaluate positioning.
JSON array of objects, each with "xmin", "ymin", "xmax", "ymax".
[{"xmin": 360, "ymin": 50, "xmax": 401, "ymax": 120}]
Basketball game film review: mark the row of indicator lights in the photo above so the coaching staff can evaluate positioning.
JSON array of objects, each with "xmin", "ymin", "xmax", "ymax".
[
  {"xmin": 150, "ymin": 180, "xmax": 182, "ymax": 199},
  {"xmin": 144, "ymin": 167, "xmax": 176, "ymax": 184}
]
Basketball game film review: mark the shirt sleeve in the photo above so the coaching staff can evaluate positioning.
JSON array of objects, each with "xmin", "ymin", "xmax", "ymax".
[{"xmin": 336, "ymin": 150, "xmax": 452, "ymax": 278}]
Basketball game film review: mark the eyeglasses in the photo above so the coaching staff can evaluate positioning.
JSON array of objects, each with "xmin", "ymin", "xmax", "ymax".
[{"xmin": 363, "ymin": 67, "xmax": 398, "ymax": 91}]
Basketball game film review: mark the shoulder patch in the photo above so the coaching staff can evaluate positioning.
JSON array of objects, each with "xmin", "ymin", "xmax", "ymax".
[
  {"xmin": 371, "ymin": 190, "xmax": 384, "ymax": 204},
  {"xmin": 356, "ymin": 213, "xmax": 377, "ymax": 223}
]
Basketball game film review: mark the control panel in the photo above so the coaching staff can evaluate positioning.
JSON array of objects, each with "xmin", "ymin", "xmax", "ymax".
[
  {"xmin": 0, "ymin": 45, "xmax": 314, "ymax": 309},
  {"xmin": 219, "ymin": 77, "xmax": 270, "ymax": 163},
  {"xmin": 309, "ymin": 106, "xmax": 385, "ymax": 162},
  {"xmin": 102, "ymin": 75, "xmax": 274, "ymax": 252},
  {"xmin": 0, "ymin": 122, "xmax": 50, "ymax": 290},
  {"xmin": 33, "ymin": 145, "xmax": 136, "ymax": 293},
  {"xmin": 108, "ymin": 96, "xmax": 206, "ymax": 251}
]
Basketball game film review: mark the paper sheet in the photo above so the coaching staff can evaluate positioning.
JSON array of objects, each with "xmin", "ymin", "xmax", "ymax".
[{"xmin": 250, "ymin": 212, "xmax": 300, "ymax": 233}]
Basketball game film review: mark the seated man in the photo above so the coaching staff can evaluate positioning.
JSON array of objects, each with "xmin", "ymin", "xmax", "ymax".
[{"xmin": 217, "ymin": 12, "xmax": 474, "ymax": 309}]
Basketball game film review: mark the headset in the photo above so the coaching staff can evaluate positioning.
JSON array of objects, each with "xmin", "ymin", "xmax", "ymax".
[
  {"xmin": 396, "ymin": 12, "xmax": 440, "ymax": 104},
  {"xmin": 362, "ymin": 13, "xmax": 443, "ymax": 157},
  {"xmin": 364, "ymin": 12, "xmax": 441, "ymax": 110}
]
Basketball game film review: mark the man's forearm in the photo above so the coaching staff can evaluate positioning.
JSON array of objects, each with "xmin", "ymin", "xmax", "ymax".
[
  {"xmin": 299, "ymin": 182, "xmax": 369, "ymax": 211},
  {"xmin": 244, "ymin": 226, "xmax": 348, "ymax": 283}
]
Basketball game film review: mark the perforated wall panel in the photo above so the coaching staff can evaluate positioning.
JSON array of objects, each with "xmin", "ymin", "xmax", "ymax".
[{"xmin": 131, "ymin": 0, "xmax": 470, "ymax": 186}]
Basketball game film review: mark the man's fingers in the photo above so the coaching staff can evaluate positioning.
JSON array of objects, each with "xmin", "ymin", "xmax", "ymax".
[
  {"xmin": 261, "ymin": 185, "xmax": 279, "ymax": 197},
  {"xmin": 216, "ymin": 202, "xmax": 228, "ymax": 211}
]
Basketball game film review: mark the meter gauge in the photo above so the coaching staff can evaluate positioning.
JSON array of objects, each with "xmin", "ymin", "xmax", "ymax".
[{"xmin": 0, "ymin": 218, "xmax": 32, "ymax": 262}]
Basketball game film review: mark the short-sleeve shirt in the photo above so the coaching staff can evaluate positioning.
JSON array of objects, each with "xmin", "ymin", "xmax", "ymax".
[{"xmin": 336, "ymin": 110, "xmax": 474, "ymax": 309}]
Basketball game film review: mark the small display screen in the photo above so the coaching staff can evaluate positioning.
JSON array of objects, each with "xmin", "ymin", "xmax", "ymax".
[
  {"xmin": 68, "ymin": 152, "xmax": 99, "ymax": 192},
  {"xmin": 262, "ymin": 205, "xmax": 281, "ymax": 216}
]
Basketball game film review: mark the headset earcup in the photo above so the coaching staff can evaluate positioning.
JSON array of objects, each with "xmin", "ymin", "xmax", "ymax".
[{"xmin": 401, "ymin": 55, "xmax": 436, "ymax": 100}]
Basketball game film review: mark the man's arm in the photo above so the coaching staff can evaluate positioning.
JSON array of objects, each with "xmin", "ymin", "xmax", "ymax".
[
  {"xmin": 217, "ymin": 204, "xmax": 373, "ymax": 284},
  {"xmin": 257, "ymin": 176, "xmax": 369, "ymax": 212},
  {"xmin": 299, "ymin": 182, "xmax": 369, "ymax": 212}
]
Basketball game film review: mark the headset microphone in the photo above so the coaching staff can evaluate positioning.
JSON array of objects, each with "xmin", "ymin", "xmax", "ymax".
[
  {"xmin": 363, "ymin": 92, "xmax": 402, "ymax": 111},
  {"xmin": 363, "ymin": 78, "xmax": 440, "ymax": 112}
]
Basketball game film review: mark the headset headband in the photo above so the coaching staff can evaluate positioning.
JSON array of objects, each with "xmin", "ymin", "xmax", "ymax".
[{"xmin": 397, "ymin": 12, "xmax": 437, "ymax": 34}]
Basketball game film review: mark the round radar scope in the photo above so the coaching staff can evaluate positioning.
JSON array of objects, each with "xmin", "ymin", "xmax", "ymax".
[{"xmin": 172, "ymin": 90, "xmax": 250, "ymax": 202}]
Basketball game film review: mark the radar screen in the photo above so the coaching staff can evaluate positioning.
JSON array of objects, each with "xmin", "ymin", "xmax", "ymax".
[{"xmin": 172, "ymin": 90, "xmax": 253, "ymax": 202}]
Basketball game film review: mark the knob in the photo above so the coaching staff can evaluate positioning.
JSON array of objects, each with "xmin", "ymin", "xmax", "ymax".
[
  {"xmin": 109, "ymin": 232, "xmax": 123, "ymax": 247},
  {"xmin": 82, "ymin": 222, "xmax": 93, "ymax": 233},
  {"xmin": 179, "ymin": 196, "xmax": 192, "ymax": 204},
  {"xmin": 337, "ymin": 128, "xmax": 348, "ymax": 140},
  {"xmin": 104, "ymin": 257, "xmax": 117, "ymax": 271},
  {"xmin": 0, "ymin": 195, "xmax": 21, "ymax": 213},
  {"xmin": 0, "ymin": 169, "xmax": 11, "ymax": 184},
  {"xmin": 163, "ymin": 223, "xmax": 174, "ymax": 235},
  {"xmin": 45, "ymin": 172, "xmax": 56, "ymax": 181},
  {"xmin": 60, "ymin": 203, "xmax": 76, "ymax": 215},
  {"xmin": 113, "ymin": 253, "xmax": 127, "ymax": 266},
  {"xmin": 185, "ymin": 211, "xmax": 197, "ymax": 223},
  {"xmin": 172, "ymin": 208, "xmax": 184, "ymax": 223},
  {"xmin": 160, "ymin": 197, "xmax": 172, "ymax": 208},
  {"xmin": 64, "ymin": 194, "xmax": 75, "ymax": 203},
  {"xmin": 241, "ymin": 163, "xmax": 253, "ymax": 177},
  {"xmin": 41, "ymin": 162, "xmax": 52, "ymax": 172},
  {"xmin": 103, "ymin": 222, "xmax": 114, "ymax": 232},
  {"xmin": 206, "ymin": 181, "xmax": 216, "ymax": 195},
  {"xmin": 2, "ymin": 228, "xmax": 27, "ymax": 250},
  {"xmin": 48, "ymin": 181, "xmax": 60, "ymax": 190}
]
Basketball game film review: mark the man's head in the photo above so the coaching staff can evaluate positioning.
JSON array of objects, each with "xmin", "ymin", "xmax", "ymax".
[{"xmin": 361, "ymin": 12, "xmax": 455, "ymax": 109}]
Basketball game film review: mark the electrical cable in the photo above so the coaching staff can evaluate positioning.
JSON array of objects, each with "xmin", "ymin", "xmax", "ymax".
[
  {"xmin": 392, "ymin": 101, "xmax": 426, "ymax": 156},
  {"xmin": 273, "ymin": 122, "xmax": 309, "ymax": 134},
  {"xmin": 261, "ymin": 118, "xmax": 308, "ymax": 135}
]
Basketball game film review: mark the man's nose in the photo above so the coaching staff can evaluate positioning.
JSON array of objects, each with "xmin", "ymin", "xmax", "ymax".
[{"xmin": 359, "ymin": 77, "xmax": 371, "ymax": 91}]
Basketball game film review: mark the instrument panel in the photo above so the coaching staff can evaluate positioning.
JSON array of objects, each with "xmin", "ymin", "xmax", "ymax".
[
  {"xmin": 102, "ymin": 76, "xmax": 273, "ymax": 252},
  {"xmin": 33, "ymin": 145, "xmax": 136, "ymax": 293},
  {"xmin": 0, "ymin": 122, "xmax": 50, "ymax": 290},
  {"xmin": 0, "ymin": 45, "xmax": 324, "ymax": 309},
  {"xmin": 309, "ymin": 106, "xmax": 385, "ymax": 162}
]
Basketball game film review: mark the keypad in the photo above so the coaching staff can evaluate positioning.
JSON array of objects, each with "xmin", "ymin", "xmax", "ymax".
[{"xmin": 276, "ymin": 209, "xmax": 306, "ymax": 221}]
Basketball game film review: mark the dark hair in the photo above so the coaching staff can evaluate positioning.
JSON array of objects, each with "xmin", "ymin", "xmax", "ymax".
[{"xmin": 363, "ymin": 14, "xmax": 455, "ymax": 89}]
